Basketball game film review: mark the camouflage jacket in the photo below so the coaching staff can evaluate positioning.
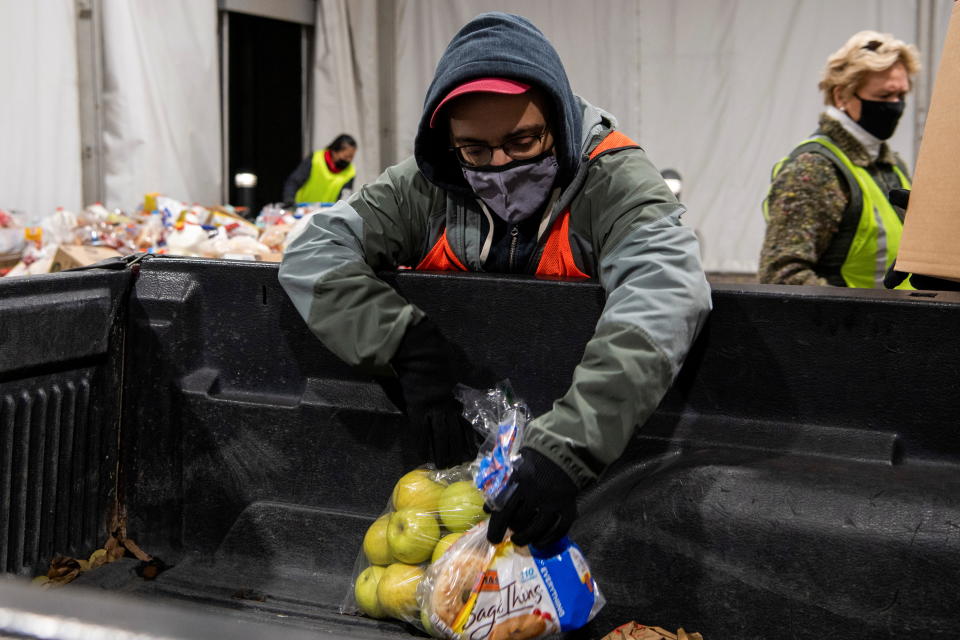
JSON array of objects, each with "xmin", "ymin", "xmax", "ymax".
[{"xmin": 759, "ymin": 114, "xmax": 907, "ymax": 286}]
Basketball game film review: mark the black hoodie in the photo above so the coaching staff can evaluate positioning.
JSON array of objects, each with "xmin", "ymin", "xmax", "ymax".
[{"xmin": 414, "ymin": 12, "xmax": 584, "ymax": 197}]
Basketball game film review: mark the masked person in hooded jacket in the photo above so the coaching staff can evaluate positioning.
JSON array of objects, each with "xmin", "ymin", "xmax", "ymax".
[
  {"xmin": 760, "ymin": 31, "xmax": 920, "ymax": 288},
  {"xmin": 279, "ymin": 13, "xmax": 711, "ymax": 548}
]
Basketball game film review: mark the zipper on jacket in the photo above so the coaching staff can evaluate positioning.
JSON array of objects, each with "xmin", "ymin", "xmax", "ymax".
[{"xmin": 508, "ymin": 225, "xmax": 519, "ymax": 270}]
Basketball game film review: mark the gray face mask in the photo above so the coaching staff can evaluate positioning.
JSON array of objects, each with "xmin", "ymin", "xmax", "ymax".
[{"xmin": 461, "ymin": 152, "xmax": 558, "ymax": 224}]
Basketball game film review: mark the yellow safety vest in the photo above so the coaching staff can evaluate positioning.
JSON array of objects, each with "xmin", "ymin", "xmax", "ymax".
[
  {"xmin": 294, "ymin": 150, "xmax": 357, "ymax": 204},
  {"xmin": 764, "ymin": 136, "xmax": 911, "ymax": 288}
]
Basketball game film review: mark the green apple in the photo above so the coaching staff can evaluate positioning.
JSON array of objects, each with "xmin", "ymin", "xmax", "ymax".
[
  {"xmin": 421, "ymin": 606, "xmax": 441, "ymax": 637},
  {"xmin": 363, "ymin": 514, "xmax": 393, "ymax": 566},
  {"xmin": 388, "ymin": 508, "xmax": 440, "ymax": 564},
  {"xmin": 437, "ymin": 481, "xmax": 486, "ymax": 533},
  {"xmin": 431, "ymin": 532, "xmax": 465, "ymax": 563},
  {"xmin": 377, "ymin": 562, "xmax": 424, "ymax": 621},
  {"xmin": 392, "ymin": 469, "xmax": 444, "ymax": 512},
  {"xmin": 354, "ymin": 565, "xmax": 386, "ymax": 618}
]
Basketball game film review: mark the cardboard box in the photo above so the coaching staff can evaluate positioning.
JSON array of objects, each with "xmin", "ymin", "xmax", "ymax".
[
  {"xmin": 895, "ymin": 2, "xmax": 960, "ymax": 279},
  {"xmin": 49, "ymin": 245, "xmax": 123, "ymax": 272}
]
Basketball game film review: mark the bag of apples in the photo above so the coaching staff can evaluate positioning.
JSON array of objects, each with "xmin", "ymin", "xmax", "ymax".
[
  {"xmin": 344, "ymin": 463, "xmax": 487, "ymax": 630},
  {"xmin": 341, "ymin": 383, "xmax": 604, "ymax": 640}
]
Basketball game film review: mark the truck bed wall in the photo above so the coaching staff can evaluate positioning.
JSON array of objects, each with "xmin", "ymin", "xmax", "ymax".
[{"xmin": 0, "ymin": 270, "xmax": 129, "ymax": 576}]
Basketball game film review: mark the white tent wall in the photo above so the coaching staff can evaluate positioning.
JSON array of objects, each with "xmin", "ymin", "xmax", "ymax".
[
  {"xmin": 0, "ymin": 1, "xmax": 83, "ymax": 218},
  {"xmin": 312, "ymin": 0, "xmax": 951, "ymax": 273},
  {"xmin": 310, "ymin": 0, "xmax": 382, "ymax": 187},
  {"xmin": 100, "ymin": 0, "xmax": 222, "ymax": 211},
  {"xmin": 637, "ymin": 0, "xmax": 922, "ymax": 272}
]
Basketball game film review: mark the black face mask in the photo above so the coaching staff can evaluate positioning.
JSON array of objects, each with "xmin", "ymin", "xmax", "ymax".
[
  {"xmin": 855, "ymin": 95, "xmax": 905, "ymax": 140},
  {"xmin": 334, "ymin": 158, "xmax": 350, "ymax": 170}
]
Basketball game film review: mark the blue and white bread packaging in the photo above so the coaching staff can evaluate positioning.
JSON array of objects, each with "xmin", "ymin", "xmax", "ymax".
[{"xmin": 421, "ymin": 521, "xmax": 604, "ymax": 640}]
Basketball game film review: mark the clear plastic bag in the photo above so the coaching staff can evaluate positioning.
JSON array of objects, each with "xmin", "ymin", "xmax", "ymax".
[
  {"xmin": 459, "ymin": 383, "xmax": 530, "ymax": 511},
  {"xmin": 258, "ymin": 223, "xmax": 291, "ymax": 251},
  {"xmin": 341, "ymin": 383, "xmax": 605, "ymax": 639},
  {"xmin": 341, "ymin": 463, "xmax": 488, "ymax": 627},
  {"xmin": 0, "ymin": 228, "xmax": 24, "ymax": 256}
]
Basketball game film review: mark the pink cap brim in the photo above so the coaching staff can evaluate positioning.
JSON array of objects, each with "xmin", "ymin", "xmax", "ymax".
[{"xmin": 429, "ymin": 77, "xmax": 530, "ymax": 128}]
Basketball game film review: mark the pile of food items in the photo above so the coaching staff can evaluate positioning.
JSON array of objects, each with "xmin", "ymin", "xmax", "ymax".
[{"xmin": 0, "ymin": 195, "xmax": 329, "ymax": 277}]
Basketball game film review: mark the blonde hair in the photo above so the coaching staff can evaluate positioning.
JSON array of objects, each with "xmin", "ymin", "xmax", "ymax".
[{"xmin": 819, "ymin": 31, "xmax": 921, "ymax": 106}]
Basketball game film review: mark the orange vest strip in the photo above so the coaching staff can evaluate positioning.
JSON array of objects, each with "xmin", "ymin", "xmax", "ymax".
[
  {"xmin": 415, "ymin": 130, "xmax": 638, "ymax": 277},
  {"xmin": 534, "ymin": 210, "xmax": 588, "ymax": 279},
  {"xmin": 415, "ymin": 229, "xmax": 467, "ymax": 271}
]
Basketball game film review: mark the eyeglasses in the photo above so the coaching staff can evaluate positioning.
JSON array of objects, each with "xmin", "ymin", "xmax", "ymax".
[{"xmin": 450, "ymin": 128, "xmax": 549, "ymax": 167}]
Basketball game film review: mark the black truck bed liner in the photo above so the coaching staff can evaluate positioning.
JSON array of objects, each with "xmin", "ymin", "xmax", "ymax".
[{"xmin": 2, "ymin": 256, "xmax": 959, "ymax": 639}]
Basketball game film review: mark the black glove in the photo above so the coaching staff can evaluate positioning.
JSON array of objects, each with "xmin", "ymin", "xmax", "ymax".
[
  {"xmin": 884, "ymin": 189, "xmax": 911, "ymax": 289},
  {"xmin": 883, "ymin": 258, "xmax": 909, "ymax": 289},
  {"xmin": 888, "ymin": 188, "xmax": 910, "ymax": 210},
  {"xmin": 391, "ymin": 318, "xmax": 479, "ymax": 468},
  {"xmin": 883, "ymin": 188, "xmax": 960, "ymax": 291},
  {"xmin": 486, "ymin": 447, "xmax": 579, "ymax": 548}
]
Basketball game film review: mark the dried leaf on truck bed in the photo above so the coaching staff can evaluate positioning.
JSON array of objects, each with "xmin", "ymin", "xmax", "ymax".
[
  {"xmin": 123, "ymin": 537, "xmax": 152, "ymax": 562},
  {"xmin": 104, "ymin": 532, "xmax": 125, "ymax": 562},
  {"xmin": 135, "ymin": 558, "xmax": 170, "ymax": 580},
  {"xmin": 602, "ymin": 622, "xmax": 704, "ymax": 640},
  {"xmin": 36, "ymin": 531, "xmax": 159, "ymax": 589},
  {"xmin": 46, "ymin": 555, "xmax": 83, "ymax": 585},
  {"xmin": 88, "ymin": 548, "xmax": 109, "ymax": 569}
]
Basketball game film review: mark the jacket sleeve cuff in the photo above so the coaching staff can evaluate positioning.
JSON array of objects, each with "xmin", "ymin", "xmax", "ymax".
[{"xmin": 521, "ymin": 423, "xmax": 601, "ymax": 490}]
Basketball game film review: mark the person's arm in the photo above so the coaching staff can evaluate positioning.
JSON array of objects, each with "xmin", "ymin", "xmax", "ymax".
[
  {"xmin": 758, "ymin": 153, "xmax": 848, "ymax": 285},
  {"xmin": 525, "ymin": 148, "xmax": 711, "ymax": 486},
  {"xmin": 278, "ymin": 157, "xmax": 433, "ymax": 373},
  {"xmin": 282, "ymin": 155, "xmax": 314, "ymax": 203},
  {"xmin": 278, "ymin": 158, "xmax": 478, "ymax": 467},
  {"xmin": 487, "ymin": 148, "xmax": 711, "ymax": 547}
]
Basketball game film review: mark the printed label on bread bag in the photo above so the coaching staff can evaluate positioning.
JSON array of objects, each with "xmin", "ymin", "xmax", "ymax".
[
  {"xmin": 437, "ymin": 542, "xmax": 597, "ymax": 640},
  {"xmin": 457, "ymin": 547, "xmax": 560, "ymax": 640}
]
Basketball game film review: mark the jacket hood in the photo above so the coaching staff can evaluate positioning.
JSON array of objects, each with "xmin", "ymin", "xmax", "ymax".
[{"xmin": 414, "ymin": 12, "xmax": 583, "ymax": 195}]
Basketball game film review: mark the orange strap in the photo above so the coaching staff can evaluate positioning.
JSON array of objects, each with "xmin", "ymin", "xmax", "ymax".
[
  {"xmin": 534, "ymin": 130, "xmax": 636, "ymax": 279},
  {"xmin": 415, "ymin": 130, "xmax": 638, "ymax": 278},
  {"xmin": 588, "ymin": 130, "xmax": 638, "ymax": 159},
  {"xmin": 414, "ymin": 229, "xmax": 467, "ymax": 271},
  {"xmin": 535, "ymin": 210, "xmax": 588, "ymax": 279}
]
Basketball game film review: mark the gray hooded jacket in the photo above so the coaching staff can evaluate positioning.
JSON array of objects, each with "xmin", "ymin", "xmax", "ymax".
[{"xmin": 279, "ymin": 12, "xmax": 711, "ymax": 487}]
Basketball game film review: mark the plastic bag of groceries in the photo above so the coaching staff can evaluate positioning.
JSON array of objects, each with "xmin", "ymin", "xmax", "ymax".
[
  {"xmin": 341, "ymin": 383, "xmax": 604, "ymax": 639},
  {"xmin": 341, "ymin": 462, "xmax": 485, "ymax": 627}
]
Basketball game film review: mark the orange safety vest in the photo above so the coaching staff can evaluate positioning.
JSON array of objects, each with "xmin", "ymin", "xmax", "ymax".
[{"xmin": 415, "ymin": 130, "xmax": 639, "ymax": 279}]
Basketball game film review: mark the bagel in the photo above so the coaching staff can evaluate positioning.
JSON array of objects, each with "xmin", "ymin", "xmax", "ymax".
[{"xmin": 428, "ymin": 547, "xmax": 490, "ymax": 629}]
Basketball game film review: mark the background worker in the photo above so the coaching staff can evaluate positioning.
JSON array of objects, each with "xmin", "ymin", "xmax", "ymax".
[
  {"xmin": 759, "ymin": 31, "xmax": 920, "ymax": 287},
  {"xmin": 279, "ymin": 12, "xmax": 710, "ymax": 548},
  {"xmin": 282, "ymin": 134, "xmax": 357, "ymax": 204}
]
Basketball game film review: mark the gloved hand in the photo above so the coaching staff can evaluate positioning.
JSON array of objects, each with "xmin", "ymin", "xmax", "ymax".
[
  {"xmin": 391, "ymin": 317, "xmax": 479, "ymax": 468},
  {"xmin": 883, "ymin": 188, "xmax": 960, "ymax": 291},
  {"xmin": 486, "ymin": 447, "xmax": 579, "ymax": 548},
  {"xmin": 883, "ymin": 189, "xmax": 911, "ymax": 289},
  {"xmin": 888, "ymin": 188, "xmax": 910, "ymax": 210}
]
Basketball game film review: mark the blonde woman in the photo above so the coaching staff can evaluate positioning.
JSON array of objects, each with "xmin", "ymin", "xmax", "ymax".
[{"xmin": 760, "ymin": 31, "xmax": 920, "ymax": 287}]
